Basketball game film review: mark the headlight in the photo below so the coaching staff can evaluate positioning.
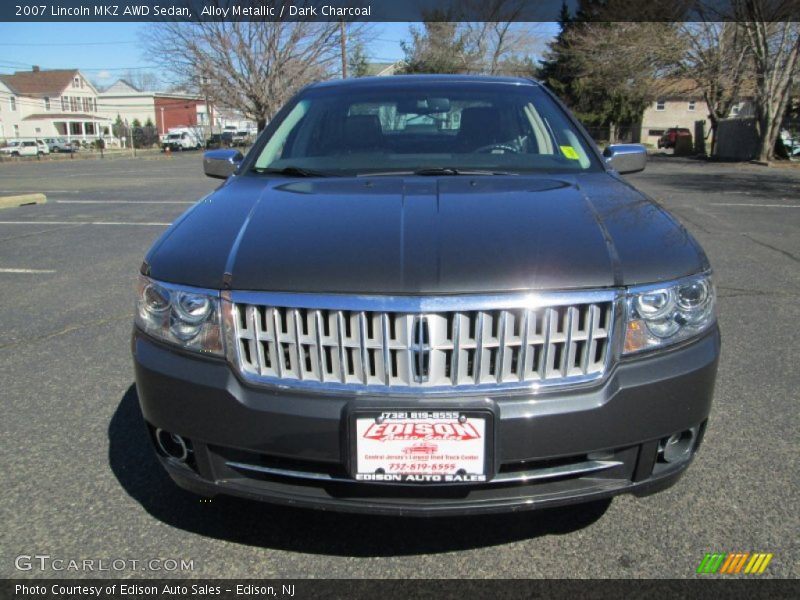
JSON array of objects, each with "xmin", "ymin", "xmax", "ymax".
[
  {"xmin": 135, "ymin": 275, "xmax": 223, "ymax": 356},
  {"xmin": 624, "ymin": 273, "xmax": 715, "ymax": 354}
]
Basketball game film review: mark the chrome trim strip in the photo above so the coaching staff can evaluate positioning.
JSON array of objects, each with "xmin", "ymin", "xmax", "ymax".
[
  {"xmin": 225, "ymin": 459, "xmax": 623, "ymax": 485},
  {"xmin": 492, "ymin": 460, "xmax": 623, "ymax": 483}
]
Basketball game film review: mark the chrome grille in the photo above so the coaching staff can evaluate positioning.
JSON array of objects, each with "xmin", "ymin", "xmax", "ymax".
[{"xmin": 227, "ymin": 292, "xmax": 618, "ymax": 393}]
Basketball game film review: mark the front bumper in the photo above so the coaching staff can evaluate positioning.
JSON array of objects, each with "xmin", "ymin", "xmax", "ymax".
[{"xmin": 132, "ymin": 328, "xmax": 719, "ymax": 516}]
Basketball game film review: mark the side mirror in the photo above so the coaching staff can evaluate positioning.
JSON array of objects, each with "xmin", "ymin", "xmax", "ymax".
[
  {"xmin": 203, "ymin": 149, "xmax": 244, "ymax": 179},
  {"xmin": 603, "ymin": 144, "xmax": 647, "ymax": 174}
]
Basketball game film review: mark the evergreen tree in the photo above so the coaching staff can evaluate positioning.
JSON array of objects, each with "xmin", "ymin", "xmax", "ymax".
[{"xmin": 348, "ymin": 42, "xmax": 370, "ymax": 78}]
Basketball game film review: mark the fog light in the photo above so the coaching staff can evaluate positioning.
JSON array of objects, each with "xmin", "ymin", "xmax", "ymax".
[
  {"xmin": 659, "ymin": 427, "xmax": 697, "ymax": 463},
  {"xmin": 155, "ymin": 428, "xmax": 190, "ymax": 462}
]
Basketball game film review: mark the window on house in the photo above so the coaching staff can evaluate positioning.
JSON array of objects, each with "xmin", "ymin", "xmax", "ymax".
[
  {"xmin": 73, "ymin": 77, "xmax": 80, "ymax": 88},
  {"xmin": 82, "ymin": 98, "xmax": 90, "ymax": 111},
  {"xmin": 13, "ymin": 124, "xmax": 19, "ymax": 138},
  {"xmin": 61, "ymin": 96, "xmax": 68, "ymax": 111},
  {"xmin": 44, "ymin": 97, "xmax": 50, "ymax": 110},
  {"xmin": 10, "ymin": 96, "xmax": 16, "ymax": 111},
  {"xmin": 70, "ymin": 97, "xmax": 78, "ymax": 112},
  {"xmin": 655, "ymin": 100, "xmax": 665, "ymax": 111},
  {"xmin": 688, "ymin": 101, "xmax": 696, "ymax": 111}
]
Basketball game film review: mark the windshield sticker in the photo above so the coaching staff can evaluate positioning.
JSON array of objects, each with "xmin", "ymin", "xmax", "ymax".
[{"xmin": 560, "ymin": 145, "xmax": 580, "ymax": 160}]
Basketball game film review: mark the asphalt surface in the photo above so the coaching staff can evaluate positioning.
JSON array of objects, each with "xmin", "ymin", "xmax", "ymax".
[{"xmin": 0, "ymin": 153, "xmax": 798, "ymax": 579}]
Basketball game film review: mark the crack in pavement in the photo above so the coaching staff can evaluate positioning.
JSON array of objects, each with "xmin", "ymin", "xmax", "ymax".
[
  {"xmin": 0, "ymin": 313, "xmax": 133, "ymax": 351},
  {"xmin": 741, "ymin": 233, "xmax": 800, "ymax": 264}
]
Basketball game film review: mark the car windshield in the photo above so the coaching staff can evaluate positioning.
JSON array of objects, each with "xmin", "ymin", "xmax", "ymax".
[{"xmin": 251, "ymin": 81, "xmax": 601, "ymax": 176}]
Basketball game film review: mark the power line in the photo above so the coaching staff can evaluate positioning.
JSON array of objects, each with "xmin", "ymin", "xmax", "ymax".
[{"xmin": 0, "ymin": 41, "xmax": 138, "ymax": 47}]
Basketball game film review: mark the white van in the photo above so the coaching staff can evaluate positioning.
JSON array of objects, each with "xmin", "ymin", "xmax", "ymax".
[{"xmin": 162, "ymin": 128, "xmax": 202, "ymax": 151}]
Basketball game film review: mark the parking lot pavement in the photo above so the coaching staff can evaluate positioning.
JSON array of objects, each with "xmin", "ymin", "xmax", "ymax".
[{"xmin": 1, "ymin": 154, "xmax": 798, "ymax": 579}]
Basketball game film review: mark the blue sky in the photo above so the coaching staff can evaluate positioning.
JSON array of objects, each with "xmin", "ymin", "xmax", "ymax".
[{"xmin": 0, "ymin": 22, "xmax": 557, "ymax": 87}]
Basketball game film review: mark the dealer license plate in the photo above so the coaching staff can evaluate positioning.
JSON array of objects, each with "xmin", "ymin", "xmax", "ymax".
[{"xmin": 353, "ymin": 411, "xmax": 488, "ymax": 483}]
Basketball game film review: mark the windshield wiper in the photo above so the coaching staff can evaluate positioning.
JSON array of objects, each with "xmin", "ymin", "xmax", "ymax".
[{"xmin": 251, "ymin": 166, "xmax": 334, "ymax": 178}]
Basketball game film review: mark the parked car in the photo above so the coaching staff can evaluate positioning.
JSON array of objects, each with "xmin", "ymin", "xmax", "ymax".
[
  {"xmin": 133, "ymin": 75, "xmax": 719, "ymax": 516},
  {"xmin": 43, "ymin": 137, "xmax": 73, "ymax": 153},
  {"xmin": 0, "ymin": 140, "xmax": 40, "ymax": 157},
  {"xmin": 232, "ymin": 130, "xmax": 253, "ymax": 146},
  {"xmin": 205, "ymin": 132, "xmax": 233, "ymax": 149},
  {"xmin": 35, "ymin": 139, "xmax": 50, "ymax": 155},
  {"xmin": 657, "ymin": 127, "xmax": 692, "ymax": 150}
]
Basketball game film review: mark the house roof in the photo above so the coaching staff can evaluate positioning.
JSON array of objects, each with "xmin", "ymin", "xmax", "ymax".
[
  {"xmin": 653, "ymin": 77, "xmax": 757, "ymax": 100},
  {"xmin": 0, "ymin": 69, "xmax": 79, "ymax": 96},
  {"xmin": 23, "ymin": 113, "xmax": 110, "ymax": 121},
  {"xmin": 103, "ymin": 79, "xmax": 142, "ymax": 94}
]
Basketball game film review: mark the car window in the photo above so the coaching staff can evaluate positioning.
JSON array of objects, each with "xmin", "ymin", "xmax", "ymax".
[{"xmin": 252, "ymin": 83, "xmax": 599, "ymax": 175}]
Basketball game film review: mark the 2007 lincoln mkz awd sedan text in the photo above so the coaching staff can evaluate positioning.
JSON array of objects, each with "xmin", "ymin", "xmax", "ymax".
[{"xmin": 132, "ymin": 75, "xmax": 719, "ymax": 516}]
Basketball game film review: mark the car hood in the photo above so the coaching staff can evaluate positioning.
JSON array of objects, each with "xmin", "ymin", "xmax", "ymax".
[{"xmin": 146, "ymin": 173, "xmax": 707, "ymax": 293}]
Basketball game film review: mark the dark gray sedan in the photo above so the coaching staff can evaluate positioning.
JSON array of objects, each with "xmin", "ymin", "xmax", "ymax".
[{"xmin": 132, "ymin": 75, "xmax": 719, "ymax": 515}]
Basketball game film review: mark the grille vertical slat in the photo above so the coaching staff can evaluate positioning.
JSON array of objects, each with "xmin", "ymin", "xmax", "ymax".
[
  {"xmin": 473, "ymin": 311, "xmax": 485, "ymax": 385},
  {"xmin": 540, "ymin": 308, "xmax": 553, "ymax": 380},
  {"xmin": 358, "ymin": 312, "xmax": 369, "ymax": 385},
  {"xmin": 496, "ymin": 311, "xmax": 508, "ymax": 384},
  {"xmin": 292, "ymin": 309, "xmax": 303, "ymax": 380},
  {"xmin": 451, "ymin": 312, "xmax": 461, "ymax": 386},
  {"xmin": 563, "ymin": 306, "xmax": 576, "ymax": 378},
  {"xmin": 313, "ymin": 310, "xmax": 325, "ymax": 382},
  {"xmin": 583, "ymin": 304, "xmax": 597, "ymax": 376},
  {"xmin": 336, "ymin": 311, "xmax": 346, "ymax": 383},
  {"xmin": 232, "ymin": 295, "xmax": 616, "ymax": 391},
  {"xmin": 271, "ymin": 308, "xmax": 283, "ymax": 378},
  {"xmin": 381, "ymin": 313, "xmax": 391, "ymax": 386},
  {"xmin": 518, "ymin": 309, "xmax": 530, "ymax": 381}
]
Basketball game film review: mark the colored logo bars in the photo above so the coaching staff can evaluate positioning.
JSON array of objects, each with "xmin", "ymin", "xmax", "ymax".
[{"xmin": 697, "ymin": 552, "xmax": 773, "ymax": 575}]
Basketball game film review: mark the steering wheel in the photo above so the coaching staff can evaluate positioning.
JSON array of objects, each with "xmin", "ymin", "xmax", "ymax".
[{"xmin": 474, "ymin": 143, "xmax": 520, "ymax": 154}]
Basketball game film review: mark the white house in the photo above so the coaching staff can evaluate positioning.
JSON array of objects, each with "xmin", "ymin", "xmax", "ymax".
[
  {"xmin": 97, "ymin": 79, "xmax": 212, "ymax": 136},
  {"xmin": 0, "ymin": 78, "xmax": 22, "ymax": 141},
  {"xmin": 640, "ymin": 78, "xmax": 755, "ymax": 147},
  {"xmin": 0, "ymin": 67, "xmax": 112, "ymax": 141}
]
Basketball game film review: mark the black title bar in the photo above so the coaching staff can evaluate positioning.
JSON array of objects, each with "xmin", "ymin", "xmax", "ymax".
[{"xmin": 4, "ymin": 0, "xmax": 800, "ymax": 22}]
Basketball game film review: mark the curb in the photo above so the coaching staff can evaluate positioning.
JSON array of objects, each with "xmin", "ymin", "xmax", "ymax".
[{"xmin": 0, "ymin": 193, "xmax": 47, "ymax": 209}]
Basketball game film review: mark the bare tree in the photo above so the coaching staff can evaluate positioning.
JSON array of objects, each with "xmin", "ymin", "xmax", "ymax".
[
  {"xmin": 119, "ymin": 70, "xmax": 161, "ymax": 92},
  {"xmin": 402, "ymin": 0, "xmax": 541, "ymax": 76},
  {"xmin": 143, "ymin": 10, "xmax": 367, "ymax": 130},
  {"xmin": 736, "ymin": 0, "xmax": 800, "ymax": 162},
  {"xmin": 461, "ymin": 0, "xmax": 540, "ymax": 75},
  {"xmin": 677, "ymin": 20, "xmax": 752, "ymax": 155}
]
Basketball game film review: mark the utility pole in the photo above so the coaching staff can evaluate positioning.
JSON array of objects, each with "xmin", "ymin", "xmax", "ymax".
[{"xmin": 340, "ymin": 20, "xmax": 347, "ymax": 79}]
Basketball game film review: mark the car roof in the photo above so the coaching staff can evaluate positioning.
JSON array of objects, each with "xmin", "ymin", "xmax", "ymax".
[{"xmin": 307, "ymin": 74, "xmax": 540, "ymax": 91}]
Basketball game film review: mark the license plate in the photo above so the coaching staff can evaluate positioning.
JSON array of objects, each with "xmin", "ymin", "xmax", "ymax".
[{"xmin": 352, "ymin": 411, "xmax": 489, "ymax": 484}]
